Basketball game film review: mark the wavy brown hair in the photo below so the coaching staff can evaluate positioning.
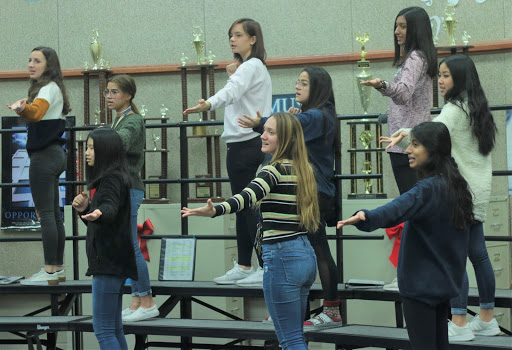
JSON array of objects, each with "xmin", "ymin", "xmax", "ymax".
[
  {"xmin": 269, "ymin": 112, "xmax": 320, "ymax": 232},
  {"xmin": 229, "ymin": 18, "xmax": 266, "ymax": 64},
  {"xmin": 27, "ymin": 46, "xmax": 71, "ymax": 115}
]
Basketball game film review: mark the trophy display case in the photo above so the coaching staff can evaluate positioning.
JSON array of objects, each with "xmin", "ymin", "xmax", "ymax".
[
  {"xmin": 179, "ymin": 64, "xmax": 223, "ymax": 203},
  {"xmin": 347, "ymin": 120, "xmax": 387, "ymax": 199}
]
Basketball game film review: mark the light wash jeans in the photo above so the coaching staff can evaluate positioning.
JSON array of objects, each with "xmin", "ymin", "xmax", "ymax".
[
  {"xmin": 451, "ymin": 221, "xmax": 495, "ymax": 314},
  {"xmin": 92, "ymin": 275, "xmax": 127, "ymax": 350},
  {"xmin": 129, "ymin": 189, "xmax": 152, "ymax": 296},
  {"xmin": 262, "ymin": 236, "xmax": 317, "ymax": 349}
]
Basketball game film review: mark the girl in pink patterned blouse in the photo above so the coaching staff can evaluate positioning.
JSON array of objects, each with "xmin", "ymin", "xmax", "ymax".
[{"xmin": 361, "ymin": 6, "xmax": 437, "ymax": 194}]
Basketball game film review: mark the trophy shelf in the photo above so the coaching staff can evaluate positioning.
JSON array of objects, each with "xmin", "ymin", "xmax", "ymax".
[{"xmin": 142, "ymin": 115, "xmax": 169, "ymax": 201}]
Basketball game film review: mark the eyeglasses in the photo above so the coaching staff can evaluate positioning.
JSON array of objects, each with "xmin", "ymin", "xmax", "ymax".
[
  {"xmin": 295, "ymin": 80, "xmax": 309, "ymax": 90},
  {"xmin": 103, "ymin": 89, "xmax": 119, "ymax": 97}
]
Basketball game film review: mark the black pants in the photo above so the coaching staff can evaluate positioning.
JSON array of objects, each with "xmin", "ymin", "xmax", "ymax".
[
  {"xmin": 226, "ymin": 137, "xmax": 264, "ymax": 267},
  {"xmin": 29, "ymin": 144, "xmax": 66, "ymax": 266},
  {"xmin": 307, "ymin": 193, "xmax": 339, "ymax": 302},
  {"xmin": 402, "ymin": 297, "xmax": 450, "ymax": 350},
  {"xmin": 389, "ymin": 152, "xmax": 418, "ymax": 195}
]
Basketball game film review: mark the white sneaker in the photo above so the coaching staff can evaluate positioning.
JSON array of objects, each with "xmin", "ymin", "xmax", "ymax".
[
  {"xmin": 122, "ymin": 305, "xmax": 159, "ymax": 322},
  {"xmin": 448, "ymin": 320, "xmax": 475, "ymax": 342},
  {"xmin": 20, "ymin": 268, "xmax": 59, "ymax": 286},
  {"xmin": 383, "ymin": 277, "xmax": 399, "ymax": 291},
  {"xmin": 213, "ymin": 262, "xmax": 254, "ymax": 285},
  {"xmin": 236, "ymin": 266, "xmax": 263, "ymax": 287},
  {"xmin": 262, "ymin": 315, "xmax": 273, "ymax": 324},
  {"xmin": 469, "ymin": 315, "xmax": 501, "ymax": 336},
  {"xmin": 122, "ymin": 307, "xmax": 137, "ymax": 318}
]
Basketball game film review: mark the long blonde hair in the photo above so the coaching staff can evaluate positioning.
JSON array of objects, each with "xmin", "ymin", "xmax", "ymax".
[{"xmin": 269, "ymin": 112, "xmax": 320, "ymax": 233}]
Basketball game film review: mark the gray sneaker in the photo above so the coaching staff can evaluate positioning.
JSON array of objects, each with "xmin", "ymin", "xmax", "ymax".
[{"xmin": 213, "ymin": 262, "xmax": 254, "ymax": 285}]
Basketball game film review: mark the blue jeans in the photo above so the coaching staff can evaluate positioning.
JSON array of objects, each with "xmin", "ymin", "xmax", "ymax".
[
  {"xmin": 262, "ymin": 236, "xmax": 317, "ymax": 350},
  {"xmin": 451, "ymin": 221, "xmax": 495, "ymax": 314},
  {"xmin": 92, "ymin": 275, "xmax": 127, "ymax": 350},
  {"xmin": 130, "ymin": 189, "xmax": 152, "ymax": 296}
]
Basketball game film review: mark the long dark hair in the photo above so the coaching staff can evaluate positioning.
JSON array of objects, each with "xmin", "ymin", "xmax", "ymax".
[
  {"xmin": 229, "ymin": 18, "xmax": 266, "ymax": 64},
  {"xmin": 85, "ymin": 128, "xmax": 131, "ymax": 190},
  {"xmin": 27, "ymin": 46, "xmax": 71, "ymax": 115},
  {"xmin": 410, "ymin": 122, "xmax": 474, "ymax": 229},
  {"xmin": 299, "ymin": 67, "xmax": 340, "ymax": 157},
  {"xmin": 107, "ymin": 74, "xmax": 140, "ymax": 114},
  {"xmin": 440, "ymin": 55, "xmax": 497, "ymax": 156},
  {"xmin": 393, "ymin": 7, "xmax": 437, "ymax": 78}
]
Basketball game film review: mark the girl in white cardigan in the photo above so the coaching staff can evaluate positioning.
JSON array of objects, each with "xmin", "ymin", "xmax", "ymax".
[{"xmin": 382, "ymin": 54, "xmax": 499, "ymax": 342}]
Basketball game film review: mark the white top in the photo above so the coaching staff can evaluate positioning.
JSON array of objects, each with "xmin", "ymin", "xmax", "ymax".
[
  {"xmin": 207, "ymin": 58, "xmax": 272, "ymax": 143},
  {"xmin": 37, "ymin": 82, "xmax": 65, "ymax": 120},
  {"xmin": 397, "ymin": 101, "xmax": 492, "ymax": 222}
]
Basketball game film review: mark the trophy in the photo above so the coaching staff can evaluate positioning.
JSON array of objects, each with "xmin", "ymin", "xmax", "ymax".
[
  {"xmin": 84, "ymin": 61, "xmax": 89, "ymax": 71},
  {"xmin": 360, "ymin": 130, "xmax": 374, "ymax": 194},
  {"xmin": 140, "ymin": 104, "xmax": 148, "ymax": 118},
  {"xmin": 94, "ymin": 108, "xmax": 100, "ymax": 125},
  {"xmin": 207, "ymin": 50, "xmax": 216, "ymax": 65},
  {"xmin": 160, "ymin": 104, "xmax": 168, "ymax": 118},
  {"xmin": 152, "ymin": 134, "xmax": 160, "ymax": 151},
  {"xmin": 462, "ymin": 31, "xmax": 471, "ymax": 46},
  {"xmin": 180, "ymin": 53, "xmax": 188, "ymax": 66},
  {"xmin": 90, "ymin": 29, "xmax": 102, "ymax": 70},
  {"xmin": 442, "ymin": 4, "xmax": 458, "ymax": 46},
  {"xmin": 192, "ymin": 117, "xmax": 207, "ymax": 136},
  {"xmin": 192, "ymin": 26, "xmax": 205, "ymax": 65},
  {"xmin": 355, "ymin": 33, "xmax": 372, "ymax": 114}
]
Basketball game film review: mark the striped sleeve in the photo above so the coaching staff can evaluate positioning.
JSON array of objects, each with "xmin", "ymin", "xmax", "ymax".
[{"xmin": 213, "ymin": 165, "xmax": 280, "ymax": 217}]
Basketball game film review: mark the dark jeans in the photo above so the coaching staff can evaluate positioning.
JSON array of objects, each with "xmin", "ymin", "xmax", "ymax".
[
  {"xmin": 307, "ymin": 193, "xmax": 339, "ymax": 302},
  {"xmin": 451, "ymin": 221, "xmax": 495, "ymax": 313},
  {"xmin": 92, "ymin": 275, "xmax": 127, "ymax": 350},
  {"xmin": 226, "ymin": 136, "xmax": 264, "ymax": 267},
  {"xmin": 29, "ymin": 144, "xmax": 66, "ymax": 265},
  {"xmin": 402, "ymin": 297, "xmax": 449, "ymax": 350},
  {"xmin": 389, "ymin": 152, "xmax": 418, "ymax": 195}
]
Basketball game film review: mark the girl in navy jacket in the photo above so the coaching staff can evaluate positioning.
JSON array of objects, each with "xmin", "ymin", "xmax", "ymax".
[{"xmin": 338, "ymin": 122, "xmax": 474, "ymax": 350}]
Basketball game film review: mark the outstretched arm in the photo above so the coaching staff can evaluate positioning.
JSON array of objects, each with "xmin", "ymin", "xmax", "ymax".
[
  {"xmin": 181, "ymin": 199, "xmax": 216, "ymax": 218},
  {"xmin": 337, "ymin": 211, "xmax": 366, "ymax": 229}
]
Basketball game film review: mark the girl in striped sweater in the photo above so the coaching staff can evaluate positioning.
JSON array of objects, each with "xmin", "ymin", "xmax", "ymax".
[{"xmin": 182, "ymin": 112, "xmax": 319, "ymax": 349}]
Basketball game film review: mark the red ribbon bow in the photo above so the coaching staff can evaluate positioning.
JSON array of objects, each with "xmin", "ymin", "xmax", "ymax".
[
  {"xmin": 385, "ymin": 222, "xmax": 404, "ymax": 268},
  {"xmin": 137, "ymin": 219, "xmax": 154, "ymax": 262}
]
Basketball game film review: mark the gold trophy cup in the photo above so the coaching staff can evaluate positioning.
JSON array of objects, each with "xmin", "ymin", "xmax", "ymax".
[
  {"xmin": 443, "ymin": 4, "xmax": 458, "ymax": 46},
  {"xmin": 90, "ymin": 29, "xmax": 102, "ymax": 70},
  {"xmin": 192, "ymin": 26, "xmax": 205, "ymax": 65},
  {"xmin": 356, "ymin": 33, "xmax": 372, "ymax": 114}
]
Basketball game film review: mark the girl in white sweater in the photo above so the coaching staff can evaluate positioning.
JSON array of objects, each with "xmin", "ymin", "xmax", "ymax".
[
  {"xmin": 183, "ymin": 18, "xmax": 272, "ymax": 285},
  {"xmin": 382, "ymin": 54, "xmax": 499, "ymax": 341}
]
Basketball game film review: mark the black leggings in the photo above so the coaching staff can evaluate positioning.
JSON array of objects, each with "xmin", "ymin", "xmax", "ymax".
[
  {"xmin": 29, "ymin": 144, "xmax": 66, "ymax": 266},
  {"xmin": 226, "ymin": 137, "xmax": 264, "ymax": 267},
  {"xmin": 389, "ymin": 152, "xmax": 418, "ymax": 195},
  {"xmin": 307, "ymin": 193, "xmax": 339, "ymax": 302},
  {"xmin": 402, "ymin": 297, "xmax": 450, "ymax": 350}
]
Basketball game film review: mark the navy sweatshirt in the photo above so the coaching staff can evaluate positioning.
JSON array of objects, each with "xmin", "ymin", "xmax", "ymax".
[{"xmin": 354, "ymin": 176, "xmax": 469, "ymax": 305}]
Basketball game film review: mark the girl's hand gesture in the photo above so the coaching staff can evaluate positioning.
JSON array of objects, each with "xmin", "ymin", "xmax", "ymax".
[
  {"xmin": 238, "ymin": 111, "xmax": 262, "ymax": 129},
  {"xmin": 81, "ymin": 209, "xmax": 102, "ymax": 221},
  {"xmin": 288, "ymin": 107, "xmax": 301, "ymax": 115},
  {"xmin": 183, "ymin": 99, "xmax": 211, "ymax": 115},
  {"xmin": 181, "ymin": 199, "xmax": 216, "ymax": 218},
  {"xmin": 380, "ymin": 131, "xmax": 408, "ymax": 150},
  {"xmin": 337, "ymin": 211, "xmax": 366, "ymax": 229},
  {"xmin": 360, "ymin": 78, "xmax": 383, "ymax": 89},
  {"xmin": 226, "ymin": 62, "xmax": 239, "ymax": 76},
  {"xmin": 72, "ymin": 192, "xmax": 89, "ymax": 213},
  {"xmin": 7, "ymin": 98, "xmax": 27, "ymax": 113}
]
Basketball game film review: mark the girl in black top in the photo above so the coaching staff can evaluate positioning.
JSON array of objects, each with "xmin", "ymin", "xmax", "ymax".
[{"xmin": 72, "ymin": 128, "xmax": 137, "ymax": 350}]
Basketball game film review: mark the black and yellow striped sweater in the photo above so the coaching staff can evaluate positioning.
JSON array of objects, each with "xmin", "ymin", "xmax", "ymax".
[{"xmin": 214, "ymin": 161, "xmax": 307, "ymax": 244}]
